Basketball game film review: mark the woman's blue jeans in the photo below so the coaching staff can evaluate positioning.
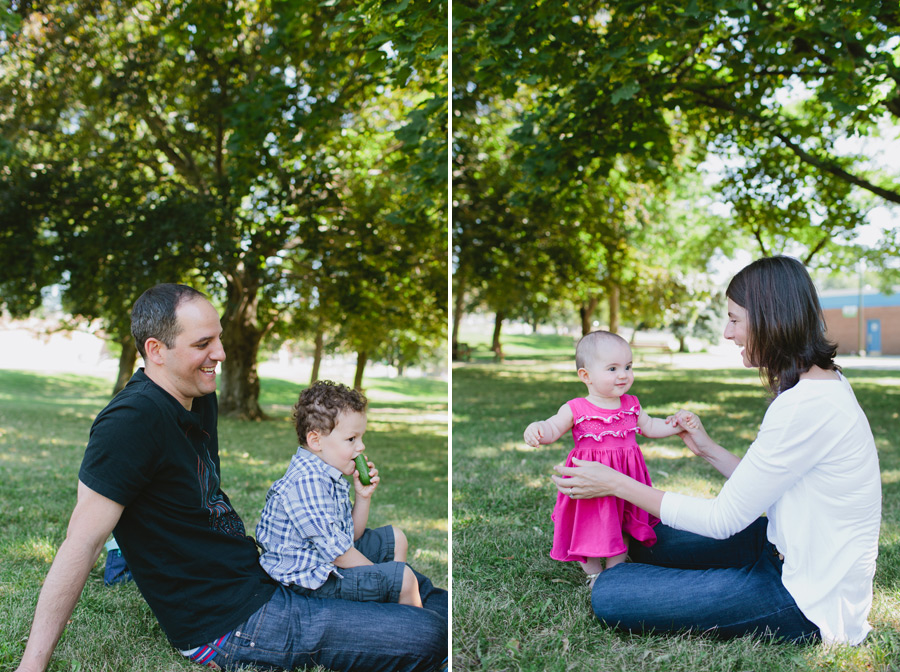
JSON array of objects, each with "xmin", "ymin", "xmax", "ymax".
[
  {"xmin": 209, "ymin": 568, "xmax": 447, "ymax": 671},
  {"xmin": 592, "ymin": 518, "xmax": 820, "ymax": 643}
]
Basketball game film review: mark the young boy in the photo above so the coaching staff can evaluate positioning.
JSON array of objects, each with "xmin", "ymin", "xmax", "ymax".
[{"xmin": 255, "ymin": 380, "xmax": 422, "ymax": 607}]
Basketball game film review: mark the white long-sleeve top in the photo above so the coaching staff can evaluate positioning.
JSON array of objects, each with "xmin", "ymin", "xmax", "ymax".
[{"xmin": 661, "ymin": 374, "xmax": 882, "ymax": 645}]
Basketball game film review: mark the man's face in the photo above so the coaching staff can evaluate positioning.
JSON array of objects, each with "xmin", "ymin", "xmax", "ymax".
[{"xmin": 152, "ymin": 298, "xmax": 226, "ymax": 409}]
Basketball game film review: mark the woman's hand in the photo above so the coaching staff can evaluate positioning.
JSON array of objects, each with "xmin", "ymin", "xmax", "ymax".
[
  {"xmin": 670, "ymin": 410, "xmax": 742, "ymax": 479},
  {"xmin": 669, "ymin": 410, "xmax": 715, "ymax": 458},
  {"xmin": 551, "ymin": 458, "xmax": 624, "ymax": 499},
  {"xmin": 552, "ymin": 458, "xmax": 665, "ymax": 517}
]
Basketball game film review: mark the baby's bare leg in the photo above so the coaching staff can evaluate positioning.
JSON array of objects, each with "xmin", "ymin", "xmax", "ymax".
[
  {"xmin": 581, "ymin": 557, "xmax": 604, "ymax": 575},
  {"xmin": 581, "ymin": 557, "xmax": 604, "ymax": 588},
  {"xmin": 605, "ymin": 551, "xmax": 628, "ymax": 569}
]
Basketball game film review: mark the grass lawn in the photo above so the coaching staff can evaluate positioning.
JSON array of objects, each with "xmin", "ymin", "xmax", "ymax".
[
  {"xmin": 451, "ymin": 342, "xmax": 900, "ymax": 671},
  {"xmin": 0, "ymin": 369, "xmax": 448, "ymax": 671}
]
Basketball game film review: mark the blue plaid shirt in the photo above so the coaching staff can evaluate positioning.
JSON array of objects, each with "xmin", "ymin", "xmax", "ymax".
[{"xmin": 256, "ymin": 447, "xmax": 354, "ymax": 589}]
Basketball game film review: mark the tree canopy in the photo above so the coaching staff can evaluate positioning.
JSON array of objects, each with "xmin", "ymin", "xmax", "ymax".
[
  {"xmin": 452, "ymin": 0, "xmax": 900, "ymax": 348},
  {"xmin": 1, "ymin": 0, "xmax": 448, "ymax": 414}
]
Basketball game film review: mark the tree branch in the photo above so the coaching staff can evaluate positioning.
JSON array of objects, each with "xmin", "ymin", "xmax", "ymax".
[
  {"xmin": 772, "ymin": 132, "xmax": 900, "ymax": 205},
  {"xmin": 803, "ymin": 235, "xmax": 830, "ymax": 264},
  {"xmin": 141, "ymin": 111, "xmax": 208, "ymax": 193},
  {"xmin": 752, "ymin": 226, "xmax": 768, "ymax": 256},
  {"xmin": 688, "ymin": 88, "xmax": 900, "ymax": 205}
]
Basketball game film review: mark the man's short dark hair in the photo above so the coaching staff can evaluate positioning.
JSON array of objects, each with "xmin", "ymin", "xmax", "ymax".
[
  {"xmin": 293, "ymin": 380, "xmax": 368, "ymax": 444},
  {"xmin": 131, "ymin": 284, "xmax": 207, "ymax": 358}
]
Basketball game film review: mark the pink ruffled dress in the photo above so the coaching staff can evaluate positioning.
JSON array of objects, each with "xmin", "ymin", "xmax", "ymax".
[{"xmin": 550, "ymin": 394, "xmax": 659, "ymax": 562}]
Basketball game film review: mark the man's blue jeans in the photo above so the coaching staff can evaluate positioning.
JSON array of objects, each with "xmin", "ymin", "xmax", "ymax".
[
  {"xmin": 592, "ymin": 518, "xmax": 820, "ymax": 643},
  {"xmin": 209, "ymin": 568, "xmax": 447, "ymax": 671}
]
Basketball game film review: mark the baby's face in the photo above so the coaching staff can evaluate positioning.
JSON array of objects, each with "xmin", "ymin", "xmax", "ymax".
[{"xmin": 580, "ymin": 340, "xmax": 635, "ymax": 399}]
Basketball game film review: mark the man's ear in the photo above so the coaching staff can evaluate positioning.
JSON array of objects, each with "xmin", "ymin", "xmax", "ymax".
[
  {"xmin": 306, "ymin": 430, "xmax": 322, "ymax": 452},
  {"xmin": 143, "ymin": 338, "xmax": 165, "ymax": 365}
]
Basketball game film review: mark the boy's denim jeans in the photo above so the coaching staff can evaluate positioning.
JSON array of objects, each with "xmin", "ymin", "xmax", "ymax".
[
  {"xmin": 209, "ymin": 568, "xmax": 447, "ymax": 671},
  {"xmin": 592, "ymin": 518, "xmax": 821, "ymax": 643}
]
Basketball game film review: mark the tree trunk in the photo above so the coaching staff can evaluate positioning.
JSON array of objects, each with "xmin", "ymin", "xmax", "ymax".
[
  {"xmin": 452, "ymin": 275, "xmax": 465, "ymax": 359},
  {"xmin": 580, "ymin": 295, "xmax": 600, "ymax": 335},
  {"xmin": 353, "ymin": 350, "xmax": 368, "ymax": 391},
  {"xmin": 310, "ymin": 325, "xmax": 324, "ymax": 385},
  {"xmin": 219, "ymin": 276, "xmax": 266, "ymax": 420},
  {"xmin": 607, "ymin": 285, "xmax": 620, "ymax": 334},
  {"xmin": 491, "ymin": 310, "xmax": 505, "ymax": 361},
  {"xmin": 112, "ymin": 336, "xmax": 138, "ymax": 396}
]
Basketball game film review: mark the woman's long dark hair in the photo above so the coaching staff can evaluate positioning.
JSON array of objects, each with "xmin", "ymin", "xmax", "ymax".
[{"xmin": 726, "ymin": 256, "xmax": 839, "ymax": 396}]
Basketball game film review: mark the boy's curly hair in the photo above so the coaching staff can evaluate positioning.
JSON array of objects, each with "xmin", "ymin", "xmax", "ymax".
[{"xmin": 293, "ymin": 380, "xmax": 368, "ymax": 444}]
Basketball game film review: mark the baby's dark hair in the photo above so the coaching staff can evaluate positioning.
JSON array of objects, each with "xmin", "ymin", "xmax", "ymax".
[{"xmin": 293, "ymin": 380, "xmax": 368, "ymax": 444}]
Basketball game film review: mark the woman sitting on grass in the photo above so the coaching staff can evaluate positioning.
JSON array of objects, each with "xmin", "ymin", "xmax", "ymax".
[{"xmin": 552, "ymin": 256, "xmax": 881, "ymax": 645}]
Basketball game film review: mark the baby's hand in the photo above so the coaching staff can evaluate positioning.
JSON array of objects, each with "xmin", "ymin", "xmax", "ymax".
[
  {"xmin": 668, "ymin": 410, "xmax": 700, "ymax": 432},
  {"xmin": 668, "ymin": 410, "xmax": 713, "ymax": 458},
  {"xmin": 524, "ymin": 421, "xmax": 545, "ymax": 447}
]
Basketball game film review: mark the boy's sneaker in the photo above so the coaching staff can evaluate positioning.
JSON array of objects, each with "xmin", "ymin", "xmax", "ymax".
[{"xmin": 103, "ymin": 540, "xmax": 133, "ymax": 586}]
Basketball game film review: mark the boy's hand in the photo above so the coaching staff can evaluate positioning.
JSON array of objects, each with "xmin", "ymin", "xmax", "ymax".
[
  {"xmin": 353, "ymin": 458, "xmax": 379, "ymax": 496},
  {"xmin": 524, "ymin": 421, "xmax": 545, "ymax": 447}
]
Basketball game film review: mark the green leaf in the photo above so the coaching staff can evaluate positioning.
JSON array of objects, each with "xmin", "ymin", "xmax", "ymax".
[{"xmin": 611, "ymin": 80, "xmax": 641, "ymax": 104}]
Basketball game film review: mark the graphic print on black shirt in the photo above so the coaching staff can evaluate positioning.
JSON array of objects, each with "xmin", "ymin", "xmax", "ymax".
[{"xmin": 196, "ymin": 432, "xmax": 247, "ymax": 539}]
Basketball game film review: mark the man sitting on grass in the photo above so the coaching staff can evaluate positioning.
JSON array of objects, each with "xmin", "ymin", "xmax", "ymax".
[{"xmin": 15, "ymin": 283, "xmax": 447, "ymax": 672}]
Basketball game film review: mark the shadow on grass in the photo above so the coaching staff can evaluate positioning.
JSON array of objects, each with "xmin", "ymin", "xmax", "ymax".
[
  {"xmin": 0, "ymin": 369, "xmax": 111, "ymax": 405},
  {"xmin": 459, "ymin": 332, "xmax": 577, "ymax": 363},
  {"xmin": 260, "ymin": 376, "xmax": 447, "ymax": 414},
  {"xmin": 453, "ymin": 363, "xmax": 900, "ymax": 671},
  {"xmin": 2, "ymin": 368, "xmax": 449, "ymax": 671}
]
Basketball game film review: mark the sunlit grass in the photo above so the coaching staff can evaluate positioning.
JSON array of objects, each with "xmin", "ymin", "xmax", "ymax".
[
  {"xmin": 452, "ymin": 338, "xmax": 900, "ymax": 672},
  {"xmin": 0, "ymin": 368, "xmax": 447, "ymax": 671}
]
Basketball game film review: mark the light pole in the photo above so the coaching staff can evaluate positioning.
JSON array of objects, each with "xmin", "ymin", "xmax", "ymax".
[{"xmin": 857, "ymin": 259, "xmax": 866, "ymax": 357}]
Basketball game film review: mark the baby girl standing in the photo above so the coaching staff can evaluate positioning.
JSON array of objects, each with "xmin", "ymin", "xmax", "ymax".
[{"xmin": 524, "ymin": 330, "xmax": 695, "ymax": 586}]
